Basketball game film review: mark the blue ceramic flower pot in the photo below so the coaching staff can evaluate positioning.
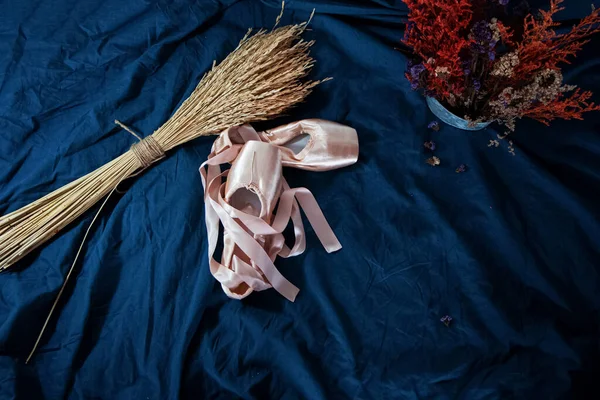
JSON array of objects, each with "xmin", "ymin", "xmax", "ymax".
[{"xmin": 426, "ymin": 96, "xmax": 491, "ymax": 131}]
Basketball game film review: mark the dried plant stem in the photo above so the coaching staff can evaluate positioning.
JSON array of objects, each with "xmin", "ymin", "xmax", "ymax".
[
  {"xmin": 25, "ymin": 184, "xmax": 118, "ymax": 364},
  {"xmin": 0, "ymin": 23, "xmax": 322, "ymax": 271}
]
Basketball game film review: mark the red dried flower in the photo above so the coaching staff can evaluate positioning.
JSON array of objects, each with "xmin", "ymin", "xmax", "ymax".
[
  {"xmin": 524, "ymin": 88, "xmax": 600, "ymax": 125},
  {"xmin": 402, "ymin": 0, "xmax": 474, "ymax": 101},
  {"xmin": 511, "ymin": 0, "xmax": 600, "ymax": 80}
]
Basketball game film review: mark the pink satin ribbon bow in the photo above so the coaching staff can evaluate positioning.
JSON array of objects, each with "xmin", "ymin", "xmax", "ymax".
[{"xmin": 199, "ymin": 120, "xmax": 358, "ymax": 301}]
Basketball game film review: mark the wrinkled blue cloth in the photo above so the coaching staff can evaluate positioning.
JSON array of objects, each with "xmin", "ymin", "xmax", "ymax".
[{"xmin": 1, "ymin": 0, "xmax": 599, "ymax": 398}]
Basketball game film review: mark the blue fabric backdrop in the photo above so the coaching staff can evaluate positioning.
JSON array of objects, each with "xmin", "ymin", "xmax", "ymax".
[{"xmin": 1, "ymin": 0, "xmax": 599, "ymax": 398}]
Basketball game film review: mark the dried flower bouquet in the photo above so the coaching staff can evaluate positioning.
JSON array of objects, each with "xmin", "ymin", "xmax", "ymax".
[{"xmin": 402, "ymin": 0, "xmax": 600, "ymax": 131}]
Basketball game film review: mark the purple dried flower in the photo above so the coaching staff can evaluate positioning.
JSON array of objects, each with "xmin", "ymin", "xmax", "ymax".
[
  {"xmin": 426, "ymin": 156, "xmax": 440, "ymax": 166},
  {"xmin": 440, "ymin": 315, "xmax": 453, "ymax": 327},
  {"xmin": 410, "ymin": 63, "xmax": 426, "ymax": 79},
  {"xmin": 427, "ymin": 121, "xmax": 440, "ymax": 131},
  {"xmin": 473, "ymin": 79, "xmax": 481, "ymax": 92},
  {"xmin": 470, "ymin": 20, "xmax": 500, "ymax": 55},
  {"xmin": 406, "ymin": 60, "xmax": 426, "ymax": 90},
  {"xmin": 461, "ymin": 59, "xmax": 472, "ymax": 76},
  {"xmin": 488, "ymin": 51, "xmax": 496, "ymax": 61},
  {"xmin": 499, "ymin": 0, "xmax": 509, "ymax": 5},
  {"xmin": 455, "ymin": 164, "xmax": 467, "ymax": 173},
  {"xmin": 471, "ymin": 21, "xmax": 492, "ymax": 46},
  {"xmin": 424, "ymin": 140, "xmax": 436, "ymax": 151}
]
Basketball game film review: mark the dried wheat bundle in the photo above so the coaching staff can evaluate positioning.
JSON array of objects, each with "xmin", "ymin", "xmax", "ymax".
[{"xmin": 0, "ymin": 22, "xmax": 322, "ymax": 271}]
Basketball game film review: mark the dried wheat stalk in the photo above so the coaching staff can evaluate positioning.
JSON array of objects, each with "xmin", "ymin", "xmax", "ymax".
[{"xmin": 0, "ymin": 23, "xmax": 322, "ymax": 271}]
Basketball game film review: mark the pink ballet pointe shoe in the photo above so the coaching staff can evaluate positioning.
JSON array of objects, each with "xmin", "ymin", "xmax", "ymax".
[
  {"xmin": 210, "ymin": 119, "xmax": 359, "ymax": 172},
  {"xmin": 199, "ymin": 127, "xmax": 346, "ymax": 301},
  {"xmin": 259, "ymin": 119, "xmax": 359, "ymax": 171},
  {"xmin": 219, "ymin": 140, "xmax": 283, "ymax": 299}
]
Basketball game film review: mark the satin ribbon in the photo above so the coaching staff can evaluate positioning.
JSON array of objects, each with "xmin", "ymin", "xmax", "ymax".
[{"xmin": 199, "ymin": 123, "xmax": 344, "ymax": 302}]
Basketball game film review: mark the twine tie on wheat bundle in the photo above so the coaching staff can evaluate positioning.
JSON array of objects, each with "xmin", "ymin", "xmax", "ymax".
[
  {"xmin": 115, "ymin": 120, "xmax": 166, "ymax": 169},
  {"xmin": 0, "ymin": 13, "xmax": 324, "ymax": 363},
  {"xmin": 131, "ymin": 136, "xmax": 165, "ymax": 168}
]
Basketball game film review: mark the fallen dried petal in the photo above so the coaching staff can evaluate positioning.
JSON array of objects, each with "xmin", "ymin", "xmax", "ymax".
[
  {"xmin": 424, "ymin": 141, "xmax": 436, "ymax": 151},
  {"xmin": 426, "ymin": 156, "xmax": 441, "ymax": 166},
  {"xmin": 428, "ymin": 121, "xmax": 440, "ymax": 131},
  {"xmin": 440, "ymin": 315, "xmax": 453, "ymax": 326}
]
